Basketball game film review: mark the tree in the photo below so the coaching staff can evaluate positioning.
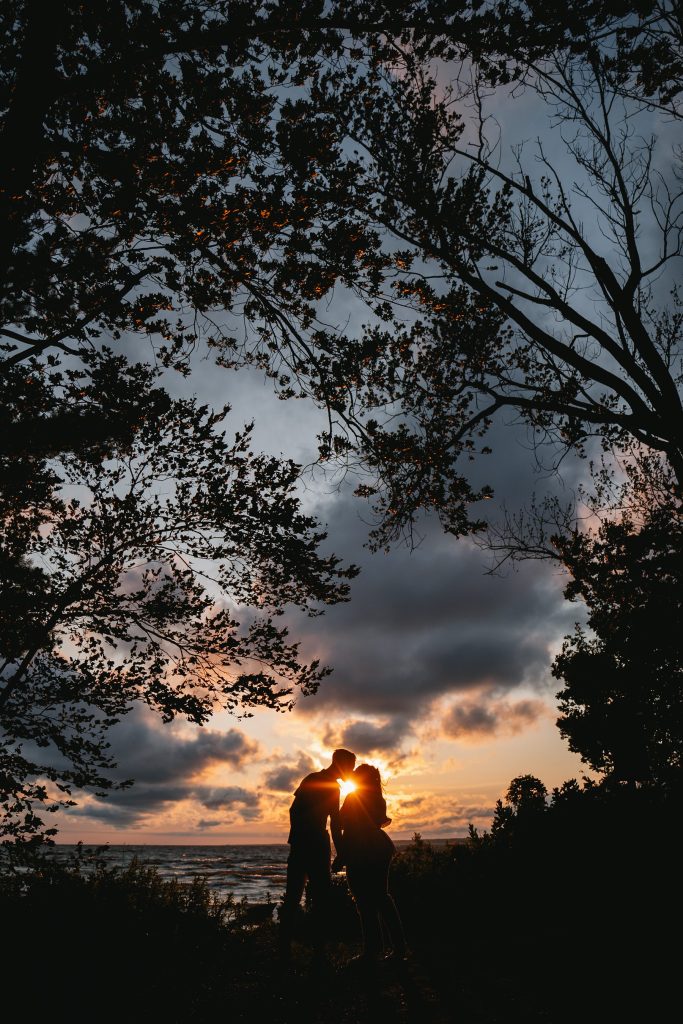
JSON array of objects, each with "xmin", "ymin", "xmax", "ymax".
[
  {"xmin": 0, "ymin": 353, "xmax": 356, "ymax": 840},
  {"xmin": 0, "ymin": 0, "xmax": 452, "ymax": 843},
  {"xmin": 1, "ymin": 0, "xmax": 441, "ymax": 422},
  {"xmin": 487, "ymin": 774, "xmax": 548, "ymax": 841},
  {"xmin": 258, "ymin": 30, "xmax": 683, "ymax": 550},
  {"xmin": 246, "ymin": 8, "xmax": 683, "ymax": 793},
  {"xmin": 1, "ymin": 0, "xmax": 385, "ymax": 841},
  {"xmin": 552, "ymin": 492, "xmax": 683, "ymax": 787},
  {"xmin": 3, "ymin": 2, "xmax": 681, "ymax": 536},
  {"xmin": 3, "ymin": 1, "xmax": 681, "ymax": 836},
  {"xmin": 449, "ymin": 1, "xmax": 683, "ymax": 110},
  {"xmin": 1, "ymin": 3, "xmax": 337, "ymax": 395}
]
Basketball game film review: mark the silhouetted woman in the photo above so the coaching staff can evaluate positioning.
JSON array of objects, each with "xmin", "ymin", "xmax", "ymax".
[{"xmin": 337, "ymin": 763, "xmax": 407, "ymax": 962}]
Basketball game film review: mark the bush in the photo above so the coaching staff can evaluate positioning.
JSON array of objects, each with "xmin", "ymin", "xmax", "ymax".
[{"xmin": 0, "ymin": 852, "xmax": 276, "ymax": 1020}]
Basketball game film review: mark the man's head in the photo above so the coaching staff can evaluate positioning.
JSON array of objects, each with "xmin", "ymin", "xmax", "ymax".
[{"xmin": 331, "ymin": 748, "xmax": 356, "ymax": 780}]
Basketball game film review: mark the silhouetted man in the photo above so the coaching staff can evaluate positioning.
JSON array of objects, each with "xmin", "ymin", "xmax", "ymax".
[{"xmin": 279, "ymin": 748, "xmax": 356, "ymax": 961}]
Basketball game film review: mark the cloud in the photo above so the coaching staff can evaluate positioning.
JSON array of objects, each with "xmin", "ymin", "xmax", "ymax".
[
  {"xmin": 441, "ymin": 696, "xmax": 546, "ymax": 741},
  {"xmin": 435, "ymin": 806, "xmax": 496, "ymax": 825},
  {"xmin": 56, "ymin": 374, "xmax": 589, "ymax": 837},
  {"xmin": 65, "ymin": 706, "xmax": 262, "ymax": 826},
  {"xmin": 393, "ymin": 797, "xmax": 498, "ymax": 837},
  {"xmin": 284, "ymin": 490, "xmax": 577, "ymax": 739},
  {"xmin": 398, "ymin": 796, "xmax": 425, "ymax": 809},
  {"xmin": 196, "ymin": 786, "xmax": 260, "ymax": 811},
  {"xmin": 263, "ymin": 752, "xmax": 316, "ymax": 792},
  {"xmin": 73, "ymin": 779, "xmax": 264, "ymax": 828},
  {"xmin": 107, "ymin": 714, "xmax": 260, "ymax": 784},
  {"xmin": 68, "ymin": 802, "xmax": 149, "ymax": 827},
  {"xmin": 323, "ymin": 715, "xmax": 414, "ymax": 756}
]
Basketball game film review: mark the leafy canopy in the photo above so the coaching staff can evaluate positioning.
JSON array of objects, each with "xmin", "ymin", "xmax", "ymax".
[
  {"xmin": 0, "ymin": 353, "xmax": 356, "ymax": 840},
  {"xmin": 2, "ymin": 1, "xmax": 682, "ymax": 838}
]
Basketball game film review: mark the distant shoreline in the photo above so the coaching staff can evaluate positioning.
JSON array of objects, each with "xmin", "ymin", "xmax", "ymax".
[{"xmin": 51, "ymin": 837, "xmax": 469, "ymax": 847}]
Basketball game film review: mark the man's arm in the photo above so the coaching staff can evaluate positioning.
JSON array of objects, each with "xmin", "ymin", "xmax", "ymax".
[{"xmin": 329, "ymin": 789, "xmax": 343, "ymax": 853}]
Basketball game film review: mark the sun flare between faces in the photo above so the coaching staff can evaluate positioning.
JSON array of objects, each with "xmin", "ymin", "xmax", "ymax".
[{"xmin": 338, "ymin": 778, "xmax": 356, "ymax": 799}]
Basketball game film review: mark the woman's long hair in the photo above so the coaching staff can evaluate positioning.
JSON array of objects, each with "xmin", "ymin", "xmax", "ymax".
[{"xmin": 352, "ymin": 763, "xmax": 391, "ymax": 827}]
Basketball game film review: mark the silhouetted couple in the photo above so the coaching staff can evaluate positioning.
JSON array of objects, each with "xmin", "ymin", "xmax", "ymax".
[{"xmin": 279, "ymin": 748, "xmax": 407, "ymax": 967}]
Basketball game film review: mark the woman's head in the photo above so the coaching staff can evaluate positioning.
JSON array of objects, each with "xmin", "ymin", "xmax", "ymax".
[
  {"xmin": 353, "ymin": 763, "xmax": 382, "ymax": 791},
  {"xmin": 351, "ymin": 763, "xmax": 391, "ymax": 827}
]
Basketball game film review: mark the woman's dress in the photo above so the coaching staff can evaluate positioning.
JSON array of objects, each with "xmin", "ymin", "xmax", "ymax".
[{"xmin": 340, "ymin": 789, "xmax": 406, "ymax": 957}]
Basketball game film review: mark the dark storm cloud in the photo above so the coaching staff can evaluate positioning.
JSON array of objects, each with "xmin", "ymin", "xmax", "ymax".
[
  {"xmin": 66, "ymin": 707, "xmax": 262, "ymax": 827},
  {"xmin": 323, "ymin": 716, "xmax": 414, "ymax": 756},
  {"xmin": 166, "ymin": 302, "xmax": 587, "ymax": 743},
  {"xmin": 441, "ymin": 697, "xmax": 545, "ymax": 740},
  {"xmin": 68, "ymin": 802, "xmax": 147, "ymax": 826},
  {"xmin": 106, "ymin": 712, "xmax": 259, "ymax": 783},
  {"xmin": 436, "ymin": 806, "xmax": 497, "ymax": 825},
  {"xmin": 197, "ymin": 785, "xmax": 260, "ymax": 811},
  {"xmin": 263, "ymin": 752, "xmax": 316, "ymax": 792},
  {"xmin": 431, "ymin": 806, "xmax": 498, "ymax": 832},
  {"xmin": 289, "ymin": 488, "xmax": 579, "ymax": 726}
]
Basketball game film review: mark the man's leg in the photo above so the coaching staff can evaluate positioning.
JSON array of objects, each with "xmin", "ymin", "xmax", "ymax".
[
  {"xmin": 306, "ymin": 834, "xmax": 332, "ymax": 955},
  {"xmin": 279, "ymin": 845, "xmax": 307, "ymax": 958}
]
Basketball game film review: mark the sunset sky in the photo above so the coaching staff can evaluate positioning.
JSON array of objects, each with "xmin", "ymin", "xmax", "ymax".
[
  {"xmin": 55, "ymin": 354, "xmax": 592, "ymax": 845},
  {"xmin": 50, "ymin": 68, "xmax": 659, "ymax": 848}
]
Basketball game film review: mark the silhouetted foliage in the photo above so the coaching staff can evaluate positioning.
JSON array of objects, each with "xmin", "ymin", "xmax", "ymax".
[
  {"xmin": 3, "ymin": 2, "xmax": 682, "ymax": 844},
  {"xmin": 0, "ymin": 854, "xmax": 280, "ymax": 1021},
  {"xmin": 3, "ymin": 4, "xmax": 681, "ymax": 530},
  {"xmin": 270, "ymin": 34, "xmax": 683, "ymax": 550},
  {"xmin": 0, "ymin": 353, "xmax": 356, "ymax": 840},
  {"xmin": 388, "ymin": 775, "xmax": 680, "ymax": 1018},
  {"xmin": 553, "ymin": 500, "xmax": 683, "ymax": 786},
  {"xmin": 3, "ymin": 778, "xmax": 680, "ymax": 1022},
  {"xmin": 452, "ymin": 2, "xmax": 683, "ymax": 107},
  {"xmin": 1, "ymin": 2, "xmax": 375, "ymax": 841}
]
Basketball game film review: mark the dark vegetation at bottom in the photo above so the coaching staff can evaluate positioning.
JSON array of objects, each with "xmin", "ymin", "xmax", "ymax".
[{"xmin": 2, "ymin": 782, "xmax": 680, "ymax": 1024}]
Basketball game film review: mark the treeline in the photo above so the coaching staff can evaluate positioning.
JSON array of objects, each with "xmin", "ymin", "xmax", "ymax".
[{"xmin": 388, "ymin": 775, "xmax": 681, "ymax": 1020}]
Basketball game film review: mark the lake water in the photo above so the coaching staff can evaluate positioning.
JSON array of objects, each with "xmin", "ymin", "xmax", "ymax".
[
  {"xmin": 50, "ymin": 844, "xmax": 290, "ymax": 902},
  {"xmin": 47, "ymin": 838, "xmax": 463, "ymax": 902}
]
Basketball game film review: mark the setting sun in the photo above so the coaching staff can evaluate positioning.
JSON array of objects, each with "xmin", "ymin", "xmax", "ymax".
[{"xmin": 338, "ymin": 779, "xmax": 356, "ymax": 799}]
